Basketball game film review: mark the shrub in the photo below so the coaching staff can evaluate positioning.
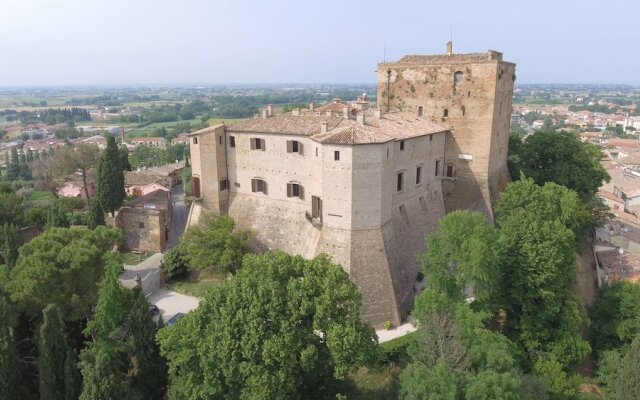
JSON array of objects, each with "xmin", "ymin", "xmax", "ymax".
[
  {"xmin": 380, "ymin": 331, "xmax": 418, "ymax": 364},
  {"xmin": 59, "ymin": 196, "xmax": 86, "ymax": 212},
  {"xmin": 25, "ymin": 207, "xmax": 48, "ymax": 227},
  {"xmin": 163, "ymin": 247, "xmax": 189, "ymax": 280},
  {"xmin": 69, "ymin": 212, "xmax": 88, "ymax": 226},
  {"xmin": 384, "ymin": 320, "xmax": 393, "ymax": 330}
]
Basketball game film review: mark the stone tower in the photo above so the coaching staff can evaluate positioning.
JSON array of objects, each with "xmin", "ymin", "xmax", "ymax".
[{"xmin": 377, "ymin": 44, "xmax": 515, "ymax": 217}]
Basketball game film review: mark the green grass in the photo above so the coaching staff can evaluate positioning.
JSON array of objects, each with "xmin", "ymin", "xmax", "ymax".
[
  {"xmin": 126, "ymin": 118, "xmax": 204, "ymax": 137},
  {"xmin": 167, "ymin": 270, "xmax": 225, "ymax": 298},
  {"xmin": 120, "ymin": 251, "xmax": 156, "ymax": 265},
  {"xmin": 27, "ymin": 191, "xmax": 56, "ymax": 202},
  {"xmin": 207, "ymin": 117, "xmax": 245, "ymax": 127}
]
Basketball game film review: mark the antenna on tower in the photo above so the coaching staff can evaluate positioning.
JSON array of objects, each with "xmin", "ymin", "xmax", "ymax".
[{"xmin": 383, "ymin": 41, "xmax": 387, "ymax": 63}]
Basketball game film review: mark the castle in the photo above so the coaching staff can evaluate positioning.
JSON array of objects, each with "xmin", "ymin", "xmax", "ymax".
[{"xmin": 188, "ymin": 44, "xmax": 515, "ymax": 326}]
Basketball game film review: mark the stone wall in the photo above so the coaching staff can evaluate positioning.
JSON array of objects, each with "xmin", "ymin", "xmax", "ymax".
[{"xmin": 116, "ymin": 207, "xmax": 169, "ymax": 252}]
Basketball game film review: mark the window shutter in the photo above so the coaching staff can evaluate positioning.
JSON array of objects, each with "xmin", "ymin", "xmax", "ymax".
[
  {"xmin": 251, "ymin": 179, "xmax": 257, "ymax": 192},
  {"xmin": 260, "ymin": 139, "xmax": 266, "ymax": 151},
  {"xmin": 287, "ymin": 183, "xmax": 292, "ymax": 197},
  {"xmin": 287, "ymin": 141, "xmax": 292, "ymax": 153},
  {"xmin": 262, "ymin": 180, "xmax": 267, "ymax": 194},
  {"xmin": 298, "ymin": 142, "xmax": 303, "ymax": 155},
  {"xmin": 312, "ymin": 196, "xmax": 318, "ymax": 217},
  {"xmin": 298, "ymin": 185, "xmax": 304, "ymax": 200},
  {"xmin": 250, "ymin": 138, "xmax": 256, "ymax": 150}
]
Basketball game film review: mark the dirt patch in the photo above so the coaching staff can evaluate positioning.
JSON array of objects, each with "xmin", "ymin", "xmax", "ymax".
[{"xmin": 575, "ymin": 240, "xmax": 599, "ymax": 307}]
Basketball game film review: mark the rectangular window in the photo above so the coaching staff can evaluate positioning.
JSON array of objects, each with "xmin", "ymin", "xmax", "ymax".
[
  {"xmin": 286, "ymin": 183, "xmax": 304, "ymax": 199},
  {"xmin": 400, "ymin": 140, "xmax": 405, "ymax": 150},
  {"xmin": 219, "ymin": 179, "xmax": 229, "ymax": 191},
  {"xmin": 416, "ymin": 166, "xmax": 422, "ymax": 185},
  {"xmin": 218, "ymin": 136, "xmax": 222, "ymax": 145},
  {"xmin": 251, "ymin": 179, "xmax": 267, "ymax": 194},
  {"xmin": 250, "ymin": 138, "xmax": 265, "ymax": 151},
  {"xmin": 287, "ymin": 140, "xmax": 302, "ymax": 154},
  {"xmin": 334, "ymin": 151, "xmax": 340, "ymax": 161},
  {"xmin": 230, "ymin": 136, "xmax": 236, "ymax": 148},
  {"xmin": 446, "ymin": 165, "xmax": 455, "ymax": 178},
  {"xmin": 315, "ymin": 147, "xmax": 318, "ymax": 157},
  {"xmin": 435, "ymin": 160, "xmax": 440, "ymax": 177},
  {"xmin": 312, "ymin": 195, "xmax": 322, "ymax": 221},
  {"xmin": 192, "ymin": 137, "xmax": 198, "ymax": 144},
  {"xmin": 397, "ymin": 172, "xmax": 404, "ymax": 192},
  {"xmin": 138, "ymin": 222, "xmax": 145, "ymax": 229},
  {"xmin": 418, "ymin": 106, "xmax": 424, "ymax": 117}
]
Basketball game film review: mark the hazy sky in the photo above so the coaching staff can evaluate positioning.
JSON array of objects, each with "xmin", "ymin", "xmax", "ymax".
[{"xmin": 1, "ymin": 0, "xmax": 637, "ymax": 85}]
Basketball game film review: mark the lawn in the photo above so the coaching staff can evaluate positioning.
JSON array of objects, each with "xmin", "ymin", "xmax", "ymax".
[
  {"xmin": 207, "ymin": 117, "xmax": 245, "ymax": 127},
  {"xmin": 167, "ymin": 269, "xmax": 225, "ymax": 298},
  {"xmin": 120, "ymin": 250, "xmax": 156, "ymax": 265}
]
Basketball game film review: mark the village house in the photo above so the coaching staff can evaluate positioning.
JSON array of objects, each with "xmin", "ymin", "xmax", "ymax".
[
  {"xmin": 57, "ymin": 179, "xmax": 96, "ymax": 200},
  {"xmin": 130, "ymin": 136, "xmax": 167, "ymax": 148},
  {"xmin": 188, "ymin": 44, "xmax": 515, "ymax": 326},
  {"xmin": 171, "ymin": 135, "xmax": 191, "ymax": 145},
  {"xmin": 114, "ymin": 189, "xmax": 172, "ymax": 252}
]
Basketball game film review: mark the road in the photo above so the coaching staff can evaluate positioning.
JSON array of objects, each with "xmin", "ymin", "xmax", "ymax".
[{"xmin": 167, "ymin": 183, "xmax": 188, "ymax": 249}]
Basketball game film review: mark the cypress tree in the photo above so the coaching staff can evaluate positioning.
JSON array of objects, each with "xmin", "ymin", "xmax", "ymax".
[
  {"xmin": 10, "ymin": 147, "xmax": 18, "ymax": 164},
  {"xmin": 0, "ymin": 296, "xmax": 20, "ymax": 400},
  {"xmin": 128, "ymin": 288, "xmax": 167, "ymax": 399},
  {"xmin": 63, "ymin": 346, "xmax": 81, "ymax": 400},
  {"xmin": 87, "ymin": 200, "xmax": 105, "ymax": 230},
  {"xmin": 38, "ymin": 304, "xmax": 67, "ymax": 400},
  {"xmin": 615, "ymin": 334, "xmax": 640, "ymax": 399},
  {"xmin": 119, "ymin": 146, "xmax": 132, "ymax": 172},
  {"xmin": 47, "ymin": 200, "xmax": 70, "ymax": 228},
  {"xmin": 96, "ymin": 136, "xmax": 125, "ymax": 216},
  {"xmin": 79, "ymin": 341, "xmax": 132, "ymax": 400},
  {"xmin": 2, "ymin": 223, "xmax": 19, "ymax": 269}
]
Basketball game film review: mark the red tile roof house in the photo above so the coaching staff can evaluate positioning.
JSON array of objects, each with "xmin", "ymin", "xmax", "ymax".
[{"xmin": 57, "ymin": 179, "xmax": 96, "ymax": 200}]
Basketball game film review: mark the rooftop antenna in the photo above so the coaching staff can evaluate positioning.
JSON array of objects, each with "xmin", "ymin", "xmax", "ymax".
[{"xmin": 383, "ymin": 41, "xmax": 387, "ymax": 63}]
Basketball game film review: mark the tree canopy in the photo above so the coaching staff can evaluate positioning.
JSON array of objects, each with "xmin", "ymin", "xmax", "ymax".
[
  {"xmin": 158, "ymin": 251, "xmax": 378, "ymax": 400},
  {"xmin": 509, "ymin": 130, "xmax": 610, "ymax": 199},
  {"xmin": 96, "ymin": 136, "xmax": 125, "ymax": 215}
]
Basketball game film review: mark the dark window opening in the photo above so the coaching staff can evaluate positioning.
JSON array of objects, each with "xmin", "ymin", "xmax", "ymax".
[
  {"xmin": 192, "ymin": 137, "xmax": 198, "ymax": 145},
  {"xmin": 446, "ymin": 165, "xmax": 455, "ymax": 178},
  {"xmin": 443, "ymin": 109, "xmax": 449, "ymax": 118},
  {"xmin": 251, "ymin": 178, "xmax": 267, "ymax": 194},
  {"xmin": 139, "ymin": 222, "xmax": 145, "ymax": 229},
  {"xmin": 435, "ymin": 160, "xmax": 440, "ymax": 176},
  {"xmin": 316, "ymin": 147, "xmax": 318, "ymax": 157},
  {"xmin": 311, "ymin": 195, "xmax": 323, "ymax": 222},
  {"xmin": 287, "ymin": 183, "xmax": 304, "ymax": 199},
  {"xmin": 334, "ymin": 151, "xmax": 340, "ymax": 161},
  {"xmin": 230, "ymin": 136, "xmax": 236, "ymax": 147},
  {"xmin": 397, "ymin": 172, "xmax": 404, "ymax": 192},
  {"xmin": 287, "ymin": 140, "xmax": 302, "ymax": 154},
  {"xmin": 416, "ymin": 166, "xmax": 422, "ymax": 185},
  {"xmin": 218, "ymin": 136, "xmax": 222, "ymax": 145},
  {"xmin": 219, "ymin": 179, "xmax": 229, "ymax": 191},
  {"xmin": 418, "ymin": 106, "xmax": 424, "ymax": 117},
  {"xmin": 250, "ymin": 138, "xmax": 265, "ymax": 151},
  {"xmin": 400, "ymin": 140, "xmax": 405, "ymax": 150}
]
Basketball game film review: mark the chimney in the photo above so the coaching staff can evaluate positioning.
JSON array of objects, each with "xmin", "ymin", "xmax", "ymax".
[
  {"xmin": 343, "ymin": 106, "xmax": 349, "ymax": 118},
  {"xmin": 321, "ymin": 122, "xmax": 328, "ymax": 133},
  {"xmin": 446, "ymin": 41, "xmax": 452, "ymax": 56},
  {"xmin": 266, "ymin": 104, "xmax": 273, "ymax": 117},
  {"xmin": 374, "ymin": 109, "xmax": 382, "ymax": 118},
  {"xmin": 357, "ymin": 113, "xmax": 365, "ymax": 125},
  {"xmin": 261, "ymin": 109, "xmax": 268, "ymax": 119},
  {"xmin": 309, "ymin": 102, "xmax": 314, "ymax": 111}
]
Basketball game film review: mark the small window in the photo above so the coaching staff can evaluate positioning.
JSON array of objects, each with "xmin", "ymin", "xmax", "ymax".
[
  {"xmin": 192, "ymin": 137, "xmax": 198, "ymax": 145},
  {"xmin": 443, "ymin": 109, "xmax": 449, "ymax": 118},
  {"xmin": 334, "ymin": 151, "xmax": 340, "ymax": 161},
  {"xmin": 435, "ymin": 160, "xmax": 440, "ymax": 177},
  {"xmin": 287, "ymin": 140, "xmax": 302, "ymax": 154},
  {"xmin": 251, "ymin": 178, "xmax": 267, "ymax": 194},
  {"xmin": 429, "ymin": 135, "xmax": 433, "ymax": 142},
  {"xmin": 230, "ymin": 136, "xmax": 236, "ymax": 147},
  {"xmin": 250, "ymin": 138, "xmax": 265, "ymax": 151},
  {"xmin": 316, "ymin": 147, "xmax": 318, "ymax": 157},
  {"xmin": 446, "ymin": 165, "xmax": 455, "ymax": 178},
  {"xmin": 400, "ymin": 140, "xmax": 405, "ymax": 150},
  {"xmin": 218, "ymin": 136, "xmax": 222, "ymax": 145},
  {"xmin": 416, "ymin": 166, "xmax": 422, "ymax": 185},
  {"xmin": 418, "ymin": 106, "xmax": 424, "ymax": 117},
  {"xmin": 397, "ymin": 172, "xmax": 404, "ymax": 192},
  {"xmin": 219, "ymin": 179, "xmax": 229, "ymax": 191},
  {"xmin": 311, "ymin": 195, "xmax": 322, "ymax": 221},
  {"xmin": 286, "ymin": 183, "xmax": 304, "ymax": 199},
  {"xmin": 138, "ymin": 222, "xmax": 145, "ymax": 229}
]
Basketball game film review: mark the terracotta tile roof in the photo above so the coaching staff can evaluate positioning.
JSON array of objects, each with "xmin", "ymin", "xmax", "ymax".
[
  {"xmin": 393, "ymin": 51, "xmax": 502, "ymax": 63},
  {"xmin": 223, "ymin": 111, "xmax": 448, "ymax": 145},
  {"xmin": 596, "ymin": 248, "xmax": 640, "ymax": 283},
  {"xmin": 314, "ymin": 101, "xmax": 348, "ymax": 113},
  {"xmin": 126, "ymin": 189, "xmax": 170, "ymax": 209},
  {"xmin": 607, "ymin": 139, "xmax": 640, "ymax": 148},
  {"xmin": 125, "ymin": 171, "xmax": 165, "ymax": 186},
  {"xmin": 599, "ymin": 190, "xmax": 624, "ymax": 203}
]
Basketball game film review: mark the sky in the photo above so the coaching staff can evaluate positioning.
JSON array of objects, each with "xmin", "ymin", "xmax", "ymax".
[{"xmin": 0, "ymin": 0, "xmax": 638, "ymax": 86}]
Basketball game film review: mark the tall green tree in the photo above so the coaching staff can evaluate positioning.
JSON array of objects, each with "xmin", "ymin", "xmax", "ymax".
[
  {"xmin": 510, "ymin": 130, "xmax": 610, "ymax": 199},
  {"xmin": 38, "ymin": 304, "xmax": 70, "ymax": 400},
  {"xmin": 590, "ymin": 281, "xmax": 640, "ymax": 355},
  {"xmin": 158, "ymin": 251, "xmax": 378, "ymax": 400},
  {"xmin": 63, "ymin": 346, "xmax": 81, "ymax": 400},
  {"xmin": 96, "ymin": 136, "xmax": 125, "ymax": 215},
  {"xmin": 128, "ymin": 288, "xmax": 167, "ymax": 399},
  {"xmin": 0, "ymin": 296, "xmax": 20, "ymax": 400},
  {"xmin": 119, "ymin": 146, "xmax": 132, "ymax": 172},
  {"xmin": 79, "ymin": 341, "xmax": 132, "ymax": 400},
  {"xmin": 53, "ymin": 144, "xmax": 100, "ymax": 204},
  {"xmin": 47, "ymin": 200, "xmax": 70, "ymax": 228},
  {"xmin": 87, "ymin": 200, "xmax": 105, "ymax": 230},
  {"xmin": 2, "ymin": 223, "xmax": 19, "ymax": 269},
  {"xmin": 612, "ymin": 333, "xmax": 640, "ymax": 400},
  {"xmin": 8, "ymin": 226, "xmax": 122, "ymax": 320}
]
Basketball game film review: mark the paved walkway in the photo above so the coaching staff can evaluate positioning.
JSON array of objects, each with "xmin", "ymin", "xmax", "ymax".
[
  {"xmin": 147, "ymin": 288, "xmax": 200, "ymax": 322},
  {"xmin": 167, "ymin": 183, "xmax": 188, "ymax": 249},
  {"xmin": 376, "ymin": 321, "xmax": 417, "ymax": 343}
]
